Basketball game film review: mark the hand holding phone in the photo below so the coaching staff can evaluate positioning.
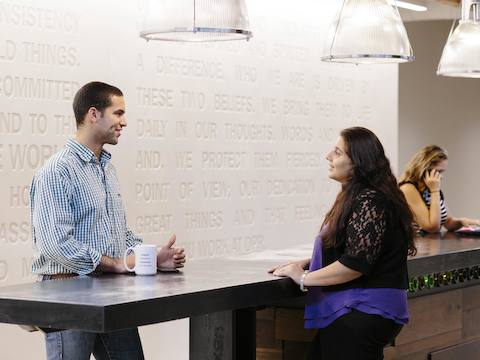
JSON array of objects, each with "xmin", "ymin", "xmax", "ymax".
[{"xmin": 424, "ymin": 169, "xmax": 441, "ymax": 193}]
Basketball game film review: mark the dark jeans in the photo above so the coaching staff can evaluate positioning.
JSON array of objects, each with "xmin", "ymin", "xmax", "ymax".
[
  {"xmin": 307, "ymin": 310, "xmax": 403, "ymax": 360},
  {"xmin": 45, "ymin": 328, "xmax": 145, "ymax": 360}
]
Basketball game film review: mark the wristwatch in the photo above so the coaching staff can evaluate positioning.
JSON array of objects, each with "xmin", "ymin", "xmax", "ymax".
[{"xmin": 300, "ymin": 270, "xmax": 309, "ymax": 292}]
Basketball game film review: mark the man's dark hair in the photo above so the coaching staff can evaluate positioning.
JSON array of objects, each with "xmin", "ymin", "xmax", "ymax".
[{"xmin": 73, "ymin": 82, "xmax": 123, "ymax": 126}]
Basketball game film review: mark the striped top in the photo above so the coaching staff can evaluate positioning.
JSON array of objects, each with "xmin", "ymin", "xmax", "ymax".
[
  {"xmin": 421, "ymin": 189, "xmax": 448, "ymax": 226},
  {"xmin": 30, "ymin": 139, "xmax": 142, "ymax": 276}
]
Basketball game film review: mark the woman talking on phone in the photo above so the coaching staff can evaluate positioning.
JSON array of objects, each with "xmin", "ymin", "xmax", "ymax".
[
  {"xmin": 399, "ymin": 145, "xmax": 479, "ymax": 233},
  {"xmin": 270, "ymin": 127, "xmax": 416, "ymax": 360}
]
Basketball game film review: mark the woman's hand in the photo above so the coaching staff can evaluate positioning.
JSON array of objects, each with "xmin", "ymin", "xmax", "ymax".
[
  {"xmin": 270, "ymin": 260, "xmax": 363, "ymax": 287},
  {"xmin": 270, "ymin": 263, "xmax": 305, "ymax": 284},
  {"xmin": 424, "ymin": 169, "xmax": 441, "ymax": 192},
  {"xmin": 268, "ymin": 258, "xmax": 310, "ymax": 275},
  {"xmin": 460, "ymin": 218, "xmax": 480, "ymax": 227}
]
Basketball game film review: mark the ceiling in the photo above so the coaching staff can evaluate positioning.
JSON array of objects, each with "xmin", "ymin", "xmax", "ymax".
[{"xmin": 399, "ymin": 0, "xmax": 461, "ymax": 21}]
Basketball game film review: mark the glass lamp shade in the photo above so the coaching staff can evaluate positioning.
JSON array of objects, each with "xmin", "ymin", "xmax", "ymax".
[
  {"xmin": 139, "ymin": 0, "xmax": 252, "ymax": 42},
  {"xmin": 437, "ymin": 1, "xmax": 480, "ymax": 77},
  {"xmin": 322, "ymin": 0, "xmax": 414, "ymax": 64}
]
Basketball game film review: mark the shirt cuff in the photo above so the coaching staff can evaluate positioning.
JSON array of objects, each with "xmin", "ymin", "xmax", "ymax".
[
  {"xmin": 79, "ymin": 249, "xmax": 103, "ymax": 276},
  {"xmin": 126, "ymin": 237, "xmax": 143, "ymax": 249}
]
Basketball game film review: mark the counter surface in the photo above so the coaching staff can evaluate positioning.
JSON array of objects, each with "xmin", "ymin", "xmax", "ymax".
[
  {"xmin": 0, "ymin": 233, "xmax": 479, "ymax": 332},
  {"xmin": 408, "ymin": 232, "xmax": 480, "ymax": 276}
]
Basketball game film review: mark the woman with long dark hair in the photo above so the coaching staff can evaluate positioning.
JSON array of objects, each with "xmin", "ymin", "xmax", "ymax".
[{"xmin": 269, "ymin": 127, "xmax": 416, "ymax": 360}]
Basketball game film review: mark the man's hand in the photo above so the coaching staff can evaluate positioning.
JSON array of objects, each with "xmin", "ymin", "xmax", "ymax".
[{"xmin": 157, "ymin": 234, "xmax": 186, "ymax": 270}]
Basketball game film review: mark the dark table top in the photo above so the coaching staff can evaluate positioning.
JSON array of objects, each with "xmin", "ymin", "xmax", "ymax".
[
  {"xmin": 0, "ymin": 233, "xmax": 479, "ymax": 332},
  {"xmin": 0, "ymin": 259, "xmax": 299, "ymax": 332},
  {"xmin": 415, "ymin": 232, "xmax": 480, "ymax": 257},
  {"xmin": 408, "ymin": 232, "xmax": 480, "ymax": 276}
]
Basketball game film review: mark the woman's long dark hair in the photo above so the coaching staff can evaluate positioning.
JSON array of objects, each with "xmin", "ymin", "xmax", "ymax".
[{"xmin": 322, "ymin": 127, "xmax": 417, "ymax": 256}]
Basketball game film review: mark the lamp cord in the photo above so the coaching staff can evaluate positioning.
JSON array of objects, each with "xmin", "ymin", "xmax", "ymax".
[
  {"xmin": 193, "ymin": 0, "xmax": 196, "ymax": 31},
  {"xmin": 330, "ymin": 0, "xmax": 347, "ymax": 57}
]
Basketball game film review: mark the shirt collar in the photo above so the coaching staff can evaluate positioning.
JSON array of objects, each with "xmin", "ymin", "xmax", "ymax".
[{"xmin": 66, "ymin": 138, "xmax": 112, "ymax": 164}]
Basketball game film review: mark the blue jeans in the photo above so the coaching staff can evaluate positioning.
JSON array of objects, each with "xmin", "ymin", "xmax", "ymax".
[{"xmin": 45, "ymin": 328, "xmax": 145, "ymax": 360}]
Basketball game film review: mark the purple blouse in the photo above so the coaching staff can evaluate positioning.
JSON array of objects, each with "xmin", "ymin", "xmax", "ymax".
[{"xmin": 304, "ymin": 234, "xmax": 409, "ymax": 329}]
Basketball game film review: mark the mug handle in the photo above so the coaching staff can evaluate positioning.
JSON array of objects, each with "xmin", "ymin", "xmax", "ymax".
[{"xmin": 124, "ymin": 247, "xmax": 136, "ymax": 272}]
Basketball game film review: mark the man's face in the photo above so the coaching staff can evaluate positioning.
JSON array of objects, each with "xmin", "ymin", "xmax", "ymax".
[{"xmin": 95, "ymin": 95, "xmax": 127, "ymax": 145}]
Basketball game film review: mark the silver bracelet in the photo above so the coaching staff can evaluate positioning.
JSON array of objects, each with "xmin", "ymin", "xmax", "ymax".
[{"xmin": 300, "ymin": 270, "xmax": 309, "ymax": 292}]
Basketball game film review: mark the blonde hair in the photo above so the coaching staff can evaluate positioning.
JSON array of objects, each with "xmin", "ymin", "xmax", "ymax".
[{"xmin": 399, "ymin": 145, "xmax": 448, "ymax": 190}]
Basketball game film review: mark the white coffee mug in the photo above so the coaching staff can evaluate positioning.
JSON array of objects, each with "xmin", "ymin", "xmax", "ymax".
[{"xmin": 124, "ymin": 244, "xmax": 157, "ymax": 275}]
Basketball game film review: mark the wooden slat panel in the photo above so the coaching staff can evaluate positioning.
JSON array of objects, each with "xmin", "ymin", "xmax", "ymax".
[
  {"xmin": 463, "ymin": 286, "xmax": 480, "ymax": 311},
  {"xmin": 257, "ymin": 308, "xmax": 275, "ymax": 321},
  {"xmin": 463, "ymin": 308, "xmax": 480, "ymax": 338},
  {"xmin": 257, "ymin": 318, "xmax": 282, "ymax": 349},
  {"xmin": 384, "ymin": 345, "xmax": 400, "ymax": 359},
  {"xmin": 284, "ymin": 341, "xmax": 310, "ymax": 360},
  {"xmin": 390, "ymin": 330, "xmax": 462, "ymax": 357},
  {"xmin": 262, "ymin": 285, "xmax": 480, "ymax": 359},
  {"xmin": 430, "ymin": 338, "xmax": 480, "ymax": 360},
  {"xmin": 396, "ymin": 290, "xmax": 462, "ymax": 345},
  {"xmin": 275, "ymin": 308, "xmax": 316, "ymax": 342},
  {"xmin": 256, "ymin": 348, "xmax": 283, "ymax": 360}
]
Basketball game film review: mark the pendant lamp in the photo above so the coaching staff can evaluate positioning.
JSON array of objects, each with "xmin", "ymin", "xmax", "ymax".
[
  {"xmin": 139, "ymin": 0, "xmax": 252, "ymax": 42},
  {"xmin": 437, "ymin": 0, "xmax": 480, "ymax": 77},
  {"xmin": 322, "ymin": 0, "xmax": 414, "ymax": 64}
]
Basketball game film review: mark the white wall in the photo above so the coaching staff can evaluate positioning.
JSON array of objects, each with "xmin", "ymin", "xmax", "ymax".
[
  {"xmin": 0, "ymin": 0, "xmax": 399, "ymax": 358},
  {"xmin": 399, "ymin": 20, "xmax": 480, "ymax": 218}
]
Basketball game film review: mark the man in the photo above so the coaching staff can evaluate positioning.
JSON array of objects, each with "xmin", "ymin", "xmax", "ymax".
[{"xmin": 30, "ymin": 81, "xmax": 186, "ymax": 360}]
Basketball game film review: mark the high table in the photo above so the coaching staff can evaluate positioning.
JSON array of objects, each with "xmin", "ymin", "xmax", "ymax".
[{"xmin": 0, "ymin": 233, "xmax": 479, "ymax": 359}]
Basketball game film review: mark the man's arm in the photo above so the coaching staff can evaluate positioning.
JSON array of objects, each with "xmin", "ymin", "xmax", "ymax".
[
  {"xmin": 31, "ymin": 168, "xmax": 103, "ymax": 275},
  {"xmin": 97, "ymin": 255, "xmax": 132, "ymax": 273}
]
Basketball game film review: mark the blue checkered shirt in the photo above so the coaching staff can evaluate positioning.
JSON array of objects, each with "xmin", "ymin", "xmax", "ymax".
[{"xmin": 30, "ymin": 138, "xmax": 142, "ymax": 275}]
